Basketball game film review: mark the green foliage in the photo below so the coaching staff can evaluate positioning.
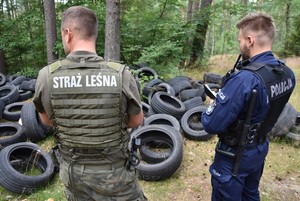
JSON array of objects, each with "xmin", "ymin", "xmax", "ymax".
[
  {"xmin": 137, "ymin": 40, "xmax": 183, "ymax": 79},
  {"xmin": 285, "ymin": 14, "xmax": 300, "ymax": 56},
  {"xmin": 54, "ymin": 0, "xmax": 106, "ymax": 59},
  {"xmin": 16, "ymin": 66, "xmax": 39, "ymax": 78},
  {"xmin": 205, "ymin": 1, "xmax": 257, "ymax": 56},
  {"xmin": 121, "ymin": 0, "xmax": 189, "ymax": 78},
  {"xmin": 1, "ymin": 0, "xmax": 300, "ymax": 77},
  {"xmin": 0, "ymin": 1, "xmax": 46, "ymax": 75}
]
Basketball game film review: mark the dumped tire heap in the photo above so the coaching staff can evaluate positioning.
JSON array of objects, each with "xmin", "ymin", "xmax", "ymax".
[
  {"xmin": 0, "ymin": 66, "xmax": 299, "ymax": 194},
  {"xmin": 131, "ymin": 67, "xmax": 300, "ymax": 181},
  {"xmin": 0, "ymin": 73, "xmax": 55, "ymax": 194}
]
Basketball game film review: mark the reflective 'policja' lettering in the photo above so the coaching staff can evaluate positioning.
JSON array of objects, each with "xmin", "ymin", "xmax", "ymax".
[{"xmin": 270, "ymin": 78, "xmax": 293, "ymax": 98}]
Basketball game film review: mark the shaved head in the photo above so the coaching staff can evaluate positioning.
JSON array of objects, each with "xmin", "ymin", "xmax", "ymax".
[
  {"xmin": 236, "ymin": 12, "xmax": 275, "ymax": 47},
  {"xmin": 61, "ymin": 6, "xmax": 98, "ymax": 41}
]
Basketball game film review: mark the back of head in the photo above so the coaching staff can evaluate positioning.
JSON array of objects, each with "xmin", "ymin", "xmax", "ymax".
[
  {"xmin": 61, "ymin": 6, "xmax": 98, "ymax": 41},
  {"xmin": 236, "ymin": 12, "xmax": 276, "ymax": 46}
]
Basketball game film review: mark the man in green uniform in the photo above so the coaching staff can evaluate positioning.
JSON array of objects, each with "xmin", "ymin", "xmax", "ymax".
[{"xmin": 33, "ymin": 6, "xmax": 147, "ymax": 201}]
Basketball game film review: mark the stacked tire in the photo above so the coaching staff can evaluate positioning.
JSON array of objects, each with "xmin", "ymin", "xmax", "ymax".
[
  {"xmin": 0, "ymin": 142, "xmax": 55, "ymax": 194},
  {"xmin": 130, "ymin": 125, "xmax": 183, "ymax": 181},
  {"xmin": 135, "ymin": 67, "xmax": 214, "ymax": 145},
  {"xmin": 0, "ymin": 73, "xmax": 55, "ymax": 195},
  {"xmin": 133, "ymin": 67, "xmax": 215, "ymax": 181},
  {"xmin": 134, "ymin": 66, "xmax": 300, "ymax": 182},
  {"xmin": 0, "ymin": 73, "xmax": 51, "ymax": 146}
]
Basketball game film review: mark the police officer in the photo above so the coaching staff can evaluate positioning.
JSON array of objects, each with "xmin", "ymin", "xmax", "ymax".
[
  {"xmin": 33, "ymin": 6, "xmax": 147, "ymax": 201},
  {"xmin": 201, "ymin": 12, "xmax": 295, "ymax": 201}
]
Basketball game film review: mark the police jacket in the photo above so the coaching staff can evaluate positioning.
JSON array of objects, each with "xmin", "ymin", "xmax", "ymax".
[{"xmin": 201, "ymin": 51, "xmax": 296, "ymax": 138}]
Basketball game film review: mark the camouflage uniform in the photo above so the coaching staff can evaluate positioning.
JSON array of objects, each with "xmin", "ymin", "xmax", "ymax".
[{"xmin": 33, "ymin": 51, "xmax": 147, "ymax": 201}]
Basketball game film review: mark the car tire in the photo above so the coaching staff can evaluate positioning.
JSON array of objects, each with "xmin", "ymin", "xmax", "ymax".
[
  {"xmin": 0, "ymin": 122, "xmax": 26, "ymax": 149},
  {"xmin": 0, "ymin": 142, "xmax": 55, "ymax": 194},
  {"xmin": 130, "ymin": 125, "xmax": 183, "ymax": 181},
  {"xmin": 0, "ymin": 73, "xmax": 6, "ymax": 86},
  {"xmin": 20, "ymin": 102, "xmax": 46, "ymax": 142},
  {"xmin": 0, "ymin": 84, "xmax": 20, "ymax": 105},
  {"xmin": 181, "ymin": 106, "xmax": 213, "ymax": 141},
  {"xmin": 3, "ymin": 102, "xmax": 26, "ymax": 121},
  {"xmin": 144, "ymin": 113, "xmax": 181, "ymax": 132},
  {"xmin": 135, "ymin": 67, "xmax": 158, "ymax": 80},
  {"xmin": 268, "ymin": 103, "xmax": 298, "ymax": 137},
  {"xmin": 151, "ymin": 91, "xmax": 186, "ymax": 120}
]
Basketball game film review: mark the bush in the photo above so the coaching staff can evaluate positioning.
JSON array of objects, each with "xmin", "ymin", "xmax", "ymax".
[{"xmin": 17, "ymin": 67, "xmax": 39, "ymax": 78}]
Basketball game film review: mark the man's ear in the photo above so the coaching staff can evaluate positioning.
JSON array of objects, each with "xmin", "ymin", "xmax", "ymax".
[
  {"xmin": 247, "ymin": 35, "xmax": 254, "ymax": 48},
  {"xmin": 65, "ymin": 28, "xmax": 72, "ymax": 43}
]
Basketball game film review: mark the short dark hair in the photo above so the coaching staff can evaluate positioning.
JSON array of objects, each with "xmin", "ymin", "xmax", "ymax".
[
  {"xmin": 236, "ymin": 12, "xmax": 275, "ymax": 43},
  {"xmin": 61, "ymin": 6, "xmax": 98, "ymax": 40}
]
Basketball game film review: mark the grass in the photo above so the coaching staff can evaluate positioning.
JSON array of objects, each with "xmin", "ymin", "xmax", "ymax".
[{"xmin": 1, "ymin": 55, "xmax": 300, "ymax": 201}]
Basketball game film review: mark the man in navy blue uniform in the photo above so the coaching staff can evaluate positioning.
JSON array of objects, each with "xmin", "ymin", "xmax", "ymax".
[{"xmin": 202, "ymin": 12, "xmax": 295, "ymax": 201}]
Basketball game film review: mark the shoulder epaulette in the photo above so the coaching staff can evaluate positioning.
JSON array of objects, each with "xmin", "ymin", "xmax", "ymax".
[
  {"xmin": 242, "ymin": 63, "xmax": 265, "ymax": 72},
  {"xmin": 106, "ymin": 61, "xmax": 125, "ymax": 72},
  {"xmin": 49, "ymin": 59, "xmax": 71, "ymax": 73}
]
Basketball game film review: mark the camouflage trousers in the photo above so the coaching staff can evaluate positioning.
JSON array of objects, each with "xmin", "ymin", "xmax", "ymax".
[{"xmin": 59, "ymin": 159, "xmax": 147, "ymax": 201}]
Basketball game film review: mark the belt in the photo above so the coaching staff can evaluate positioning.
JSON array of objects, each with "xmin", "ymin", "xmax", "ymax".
[
  {"xmin": 59, "ymin": 144, "xmax": 108, "ymax": 154},
  {"xmin": 58, "ymin": 144, "xmax": 112, "ymax": 162},
  {"xmin": 220, "ymin": 136, "xmax": 266, "ymax": 147},
  {"xmin": 83, "ymin": 160, "xmax": 126, "ymax": 170},
  {"xmin": 215, "ymin": 140, "xmax": 259, "ymax": 159}
]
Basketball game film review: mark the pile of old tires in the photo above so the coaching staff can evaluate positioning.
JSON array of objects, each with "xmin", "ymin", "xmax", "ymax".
[
  {"xmin": 132, "ymin": 67, "xmax": 300, "ymax": 181},
  {"xmin": 1, "ymin": 65, "xmax": 299, "ymax": 193},
  {"xmin": 0, "ymin": 73, "xmax": 55, "ymax": 194},
  {"xmin": 131, "ymin": 67, "xmax": 217, "ymax": 181}
]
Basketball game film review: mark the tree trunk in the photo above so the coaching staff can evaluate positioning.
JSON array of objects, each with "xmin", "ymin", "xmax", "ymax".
[
  {"xmin": 24, "ymin": 0, "xmax": 34, "ymax": 45},
  {"xmin": 180, "ymin": 0, "xmax": 194, "ymax": 68},
  {"xmin": 189, "ymin": 0, "xmax": 212, "ymax": 66},
  {"xmin": 43, "ymin": 0, "xmax": 58, "ymax": 64},
  {"xmin": 187, "ymin": 0, "xmax": 193, "ymax": 22},
  {"xmin": 0, "ymin": 49, "xmax": 6, "ymax": 74},
  {"xmin": 5, "ymin": 0, "xmax": 11, "ymax": 17},
  {"xmin": 193, "ymin": 0, "xmax": 200, "ymax": 14},
  {"xmin": 104, "ymin": 0, "xmax": 121, "ymax": 61},
  {"xmin": 1, "ymin": 0, "xmax": 4, "ymax": 14},
  {"xmin": 284, "ymin": 0, "xmax": 291, "ymax": 53}
]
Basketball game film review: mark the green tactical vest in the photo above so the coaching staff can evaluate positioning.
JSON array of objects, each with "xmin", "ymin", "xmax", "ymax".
[{"xmin": 48, "ymin": 56, "xmax": 126, "ymax": 151}]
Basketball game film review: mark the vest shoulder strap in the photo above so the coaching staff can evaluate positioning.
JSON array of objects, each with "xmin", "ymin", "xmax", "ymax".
[
  {"xmin": 49, "ymin": 59, "xmax": 72, "ymax": 73},
  {"xmin": 242, "ymin": 63, "xmax": 265, "ymax": 71},
  {"xmin": 106, "ymin": 61, "xmax": 125, "ymax": 72}
]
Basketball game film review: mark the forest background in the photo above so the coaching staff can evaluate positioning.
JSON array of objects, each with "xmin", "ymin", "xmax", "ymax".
[
  {"xmin": 0, "ymin": 0, "xmax": 300, "ymax": 201},
  {"xmin": 1, "ymin": 0, "xmax": 300, "ymax": 77}
]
